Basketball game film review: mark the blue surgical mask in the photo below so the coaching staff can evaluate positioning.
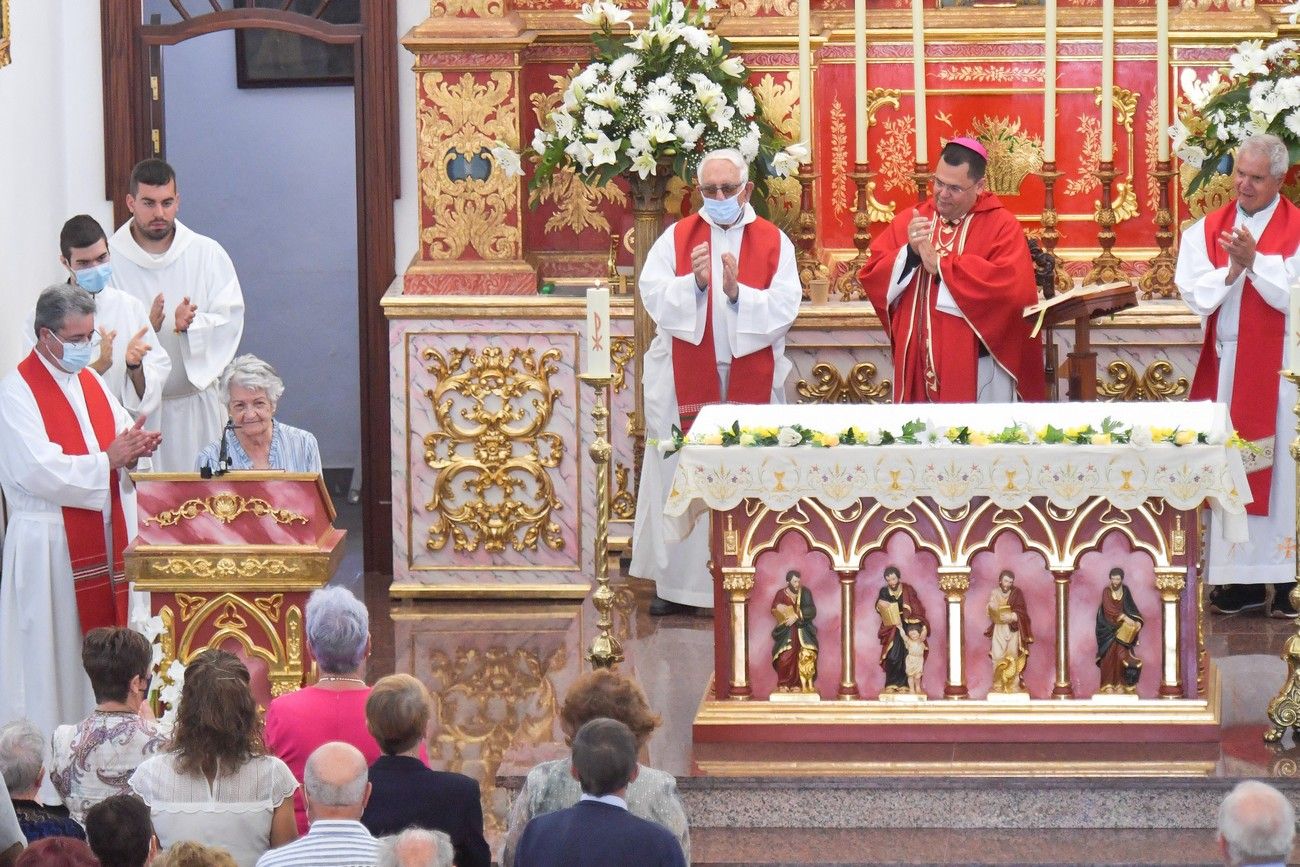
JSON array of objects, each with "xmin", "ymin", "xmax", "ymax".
[
  {"xmin": 701, "ymin": 192, "xmax": 743, "ymax": 227},
  {"xmin": 74, "ymin": 262, "xmax": 113, "ymax": 294},
  {"xmin": 48, "ymin": 332, "xmax": 97, "ymax": 374}
]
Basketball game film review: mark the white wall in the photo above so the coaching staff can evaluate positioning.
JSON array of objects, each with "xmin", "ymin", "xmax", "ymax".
[
  {"xmin": 394, "ymin": 0, "xmax": 425, "ymax": 276},
  {"xmin": 0, "ymin": 0, "xmax": 112, "ymax": 369}
]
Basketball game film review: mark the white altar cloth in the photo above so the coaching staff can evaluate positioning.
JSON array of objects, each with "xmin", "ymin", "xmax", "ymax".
[{"xmin": 663, "ymin": 401, "xmax": 1250, "ymax": 543}]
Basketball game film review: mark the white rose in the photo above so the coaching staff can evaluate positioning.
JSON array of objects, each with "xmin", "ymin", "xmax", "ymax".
[
  {"xmin": 777, "ymin": 427, "xmax": 802, "ymax": 447},
  {"xmin": 736, "ymin": 87, "xmax": 756, "ymax": 118},
  {"xmin": 866, "ymin": 429, "xmax": 883, "ymax": 446},
  {"xmin": 1129, "ymin": 426, "xmax": 1153, "ymax": 448}
]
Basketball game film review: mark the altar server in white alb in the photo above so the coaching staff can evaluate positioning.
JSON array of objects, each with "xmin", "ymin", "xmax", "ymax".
[
  {"xmin": 0, "ymin": 284, "xmax": 162, "ymax": 758},
  {"xmin": 631, "ymin": 149, "xmax": 802, "ymax": 615},
  {"xmin": 23, "ymin": 215, "xmax": 171, "ymax": 426},
  {"xmin": 109, "ymin": 158, "xmax": 245, "ymax": 473},
  {"xmin": 1175, "ymin": 134, "xmax": 1300, "ymax": 618}
]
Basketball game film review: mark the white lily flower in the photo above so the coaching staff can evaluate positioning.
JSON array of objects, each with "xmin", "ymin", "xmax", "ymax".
[
  {"xmin": 490, "ymin": 144, "xmax": 524, "ymax": 178},
  {"xmin": 532, "ymin": 127, "xmax": 551, "ymax": 154},
  {"xmin": 140, "ymin": 615, "xmax": 166, "ymax": 642},
  {"xmin": 1177, "ymin": 143, "xmax": 1207, "ymax": 168},
  {"xmin": 631, "ymin": 152, "xmax": 659, "ymax": 178},
  {"xmin": 588, "ymin": 132, "xmax": 621, "ymax": 166},
  {"xmin": 1228, "ymin": 40, "xmax": 1269, "ymax": 80},
  {"xmin": 719, "ymin": 56, "xmax": 745, "ymax": 78},
  {"xmin": 645, "ymin": 118, "xmax": 677, "ymax": 145},
  {"xmin": 674, "ymin": 120, "xmax": 705, "ymax": 148}
]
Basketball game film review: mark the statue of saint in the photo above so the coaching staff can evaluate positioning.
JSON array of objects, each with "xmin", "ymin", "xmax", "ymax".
[
  {"xmin": 875, "ymin": 565, "xmax": 928, "ymax": 694},
  {"xmin": 985, "ymin": 570, "xmax": 1033, "ymax": 693},
  {"xmin": 1096, "ymin": 566, "xmax": 1144, "ymax": 694},
  {"xmin": 771, "ymin": 570, "xmax": 818, "ymax": 693}
]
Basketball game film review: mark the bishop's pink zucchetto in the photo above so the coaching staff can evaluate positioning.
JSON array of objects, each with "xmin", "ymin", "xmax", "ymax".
[{"xmin": 949, "ymin": 136, "xmax": 988, "ymax": 160}]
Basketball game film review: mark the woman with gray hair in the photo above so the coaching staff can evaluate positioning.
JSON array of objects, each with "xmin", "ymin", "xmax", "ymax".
[
  {"xmin": 265, "ymin": 586, "xmax": 417, "ymax": 835},
  {"xmin": 195, "ymin": 354, "xmax": 321, "ymax": 474},
  {"xmin": 0, "ymin": 720, "xmax": 85, "ymax": 842}
]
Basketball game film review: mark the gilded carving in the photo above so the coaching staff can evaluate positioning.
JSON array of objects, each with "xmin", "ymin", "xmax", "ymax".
[
  {"xmin": 864, "ymin": 89, "xmax": 902, "ymax": 223},
  {"xmin": 938, "ymin": 573, "xmax": 970, "ymax": 595},
  {"xmin": 751, "ymin": 73, "xmax": 800, "ymax": 232},
  {"xmin": 0, "ymin": 0, "xmax": 9, "ymax": 69},
  {"xmin": 153, "ymin": 557, "xmax": 304, "ymax": 580},
  {"xmin": 145, "ymin": 493, "xmax": 306, "ymax": 528},
  {"xmin": 830, "ymin": 98, "xmax": 850, "ymax": 218},
  {"xmin": 795, "ymin": 362, "xmax": 892, "ymax": 404},
  {"xmin": 417, "ymin": 71, "xmax": 520, "ymax": 260},
  {"xmin": 1180, "ymin": 0, "xmax": 1252, "ymax": 9},
  {"xmin": 611, "ymin": 462, "xmax": 637, "ymax": 521},
  {"xmin": 1181, "ymin": 162, "xmax": 1236, "ymax": 223},
  {"xmin": 428, "ymin": 646, "xmax": 565, "ymax": 831},
  {"xmin": 1066, "ymin": 88, "xmax": 1138, "ymax": 224},
  {"xmin": 177, "ymin": 594, "xmax": 208, "ymax": 622},
  {"xmin": 610, "ymin": 336, "xmax": 635, "ymax": 394},
  {"xmin": 421, "ymin": 345, "xmax": 565, "ymax": 554},
  {"xmin": 727, "ymin": 0, "xmax": 797, "ymax": 16},
  {"xmin": 1155, "ymin": 572, "xmax": 1187, "ymax": 595},
  {"xmin": 254, "ymin": 595, "xmax": 284, "ymax": 622},
  {"xmin": 964, "ymin": 117, "xmax": 1043, "ymax": 197},
  {"xmin": 938, "ymin": 66, "xmax": 1043, "ymax": 84},
  {"xmin": 723, "ymin": 572, "xmax": 756, "ymax": 593},
  {"xmin": 172, "ymin": 591, "xmax": 303, "ymax": 700},
  {"xmin": 1097, "ymin": 360, "xmax": 1189, "ymax": 402},
  {"xmin": 430, "ymin": 0, "xmax": 504, "ymax": 18}
]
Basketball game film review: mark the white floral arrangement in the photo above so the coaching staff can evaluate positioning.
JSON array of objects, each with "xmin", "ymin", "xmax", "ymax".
[
  {"xmin": 494, "ymin": 0, "xmax": 807, "ymax": 205},
  {"xmin": 140, "ymin": 615, "xmax": 186, "ymax": 732},
  {"xmin": 1171, "ymin": 5, "xmax": 1300, "ymax": 193}
]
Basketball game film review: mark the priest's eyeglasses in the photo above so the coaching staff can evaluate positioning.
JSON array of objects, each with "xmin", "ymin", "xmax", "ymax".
[
  {"xmin": 931, "ymin": 178, "xmax": 976, "ymax": 197},
  {"xmin": 48, "ymin": 331, "xmax": 102, "ymax": 351},
  {"xmin": 699, "ymin": 182, "xmax": 744, "ymax": 198}
]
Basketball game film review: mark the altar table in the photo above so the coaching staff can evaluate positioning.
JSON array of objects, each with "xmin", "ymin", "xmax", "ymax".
[{"xmin": 665, "ymin": 402, "xmax": 1250, "ymax": 743}]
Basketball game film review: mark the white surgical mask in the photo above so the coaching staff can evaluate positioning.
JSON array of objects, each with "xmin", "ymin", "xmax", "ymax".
[{"xmin": 701, "ymin": 192, "xmax": 743, "ymax": 226}]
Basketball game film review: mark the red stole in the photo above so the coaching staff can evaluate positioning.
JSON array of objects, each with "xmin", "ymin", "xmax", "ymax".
[
  {"xmin": 670, "ymin": 214, "xmax": 780, "ymax": 431},
  {"xmin": 1189, "ymin": 197, "xmax": 1300, "ymax": 516},
  {"xmin": 17, "ymin": 352, "xmax": 129, "ymax": 633}
]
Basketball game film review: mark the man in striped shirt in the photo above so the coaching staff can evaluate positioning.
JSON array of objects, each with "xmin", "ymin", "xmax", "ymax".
[{"xmin": 256, "ymin": 742, "xmax": 379, "ymax": 867}]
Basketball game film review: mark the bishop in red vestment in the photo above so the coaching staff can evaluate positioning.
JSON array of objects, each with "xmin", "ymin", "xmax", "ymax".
[{"xmin": 859, "ymin": 139, "xmax": 1044, "ymax": 403}]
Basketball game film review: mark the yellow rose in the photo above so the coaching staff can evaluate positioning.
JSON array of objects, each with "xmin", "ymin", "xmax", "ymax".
[
  {"xmin": 1174, "ymin": 429, "xmax": 1197, "ymax": 446},
  {"xmin": 818, "ymin": 433, "xmax": 838, "ymax": 447},
  {"xmin": 1150, "ymin": 427, "xmax": 1174, "ymax": 442},
  {"xmin": 946, "ymin": 427, "xmax": 962, "ymax": 441},
  {"xmin": 701, "ymin": 432, "xmax": 723, "ymax": 446},
  {"xmin": 1065, "ymin": 426, "xmax": 1085, "ymax": 439},
  {"xmin": 1090, "ymin": 432, "xmax": 1112, "ymax": 446},
  {"xmin": 969, "ymin": 432, "xmax": 991, "ymax": 446}
]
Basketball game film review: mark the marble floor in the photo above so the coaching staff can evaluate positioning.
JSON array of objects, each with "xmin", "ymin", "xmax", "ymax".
[{"xmin": 348, "ymin": 555, "xmax": 1300, "ymax": 865}]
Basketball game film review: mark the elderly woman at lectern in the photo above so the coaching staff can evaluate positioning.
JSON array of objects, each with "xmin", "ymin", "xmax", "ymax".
[{"xmin": 195, "ymin": 354, "xmax": 321, "ymax": 474}]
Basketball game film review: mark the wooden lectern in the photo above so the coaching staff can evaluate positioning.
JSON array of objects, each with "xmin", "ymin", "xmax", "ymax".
[
  {"xmin": 1026, "ymin": 281, "xmax": 1138, "ymax": 401},
  {"xmin": 125, "ymin": 472, "xmax": 346, "ymax": 706}
]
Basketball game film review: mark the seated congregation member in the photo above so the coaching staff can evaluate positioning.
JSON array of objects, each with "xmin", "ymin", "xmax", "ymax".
[
  {"xmin": 0, "ymin": 785, "xmax": 21, "ymax": 867},
  {"xmin": 196, "ymin": 355, "xmax": 321, "ymax": 474},
  {"xmin": 13, "ymin": 837, "xmax": 98, "ymax": 867},
  {"xmin": 152, "ymin": 841, "xmax": 238, "ymax": 867},
  {"xmin": 360, "ymin": 676, "xmax": 489, "ymax": 867},
  {"xmin": 50, "ymin": 627, "xmax": 167, "ymax": 825},
  {"xmin": 0, "ymin": 720, "xmax": 84, "ymax": 842},
  {"xmin": 501, "ymin": 670, "xmax": 688, "ymax": 867},
  {"xmin": 265, "ymin": 586, "xmax": 386, "ymax": 835},
  {"xmin": 131, "ymin": 650, "xmax": 297, "ymax": 867},
  {"xmin": 376, "ymin": 829, "xmax": 453, "ymax": 867},
  {"xmin": 514, "ymin": 719, "xmax": 685, "ymax": 867},
  {"xmin": 1218, "ymin": 779, "xmax": 1294, "ymax": 866},
  {"xmin": 255, "ymin": 742, "xmax": 379, "ymax": 867},
  {"xmin": 85, "ymin": 795, "xmax": 158, "ymax": 867}
]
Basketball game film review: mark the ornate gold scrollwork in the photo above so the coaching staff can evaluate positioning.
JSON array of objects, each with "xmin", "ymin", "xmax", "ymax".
[
  {"xmin": 727, "ymin": 0, "xmax": 796, "ymax": 16},
  {"xmin": 430, "ymin": 0, "xmax": 504, "ymax": 15},
  {"xmin": 1064, "ymin": 87, "xmax": 1138, "ymax": 224},
  {"xmin": 428, "ymin": 646, "xmax": 565, "ymax": 831},
  {"xmin": 752, "ymin": 73, "xmax": 801, "ymax": 232},
  {"xmin": 417, "ymin": 71, "xmax": 520, "ymax": 260},
  {"xmin": 153, "ymin": 557, "xmax": 304, "ymax": 580},
  {"xmin": 1097, "ymin": 360, "xmax": 1190, "ymax": 402},
  {"xmin": 145, "ymin": 494, "xmax": 306, "ymax": 528},
  {"xmin": 966, "ymin": 116, "xmax": 1044, "ymax": 197},
  {"xmin": 1155, "ymin": 572, "xmax": 1187, "ymax": 596},
  {"xmin": 421, "ymin": 345, "xmax": 566, "ymax": 554},
  {"xmin": 611, "ymin": 462, "xmax": 636, "ymax": 521},
  {"xmin": 173, "ymin": 591, "xmax": 303, "ymax": 700},
  {"xmin": 795, "ymin": 362, "xmax": 891, "ymax": 404},
  {"xmin": 938, "ymin": 573, "xmax": 971, "ymax": 596},
  {"xmin": 610, "ymin": 337, "xmax": 635, "ymax": 394},
  {"xmin": 722, "ymin": 571, "xmax": 755, "ymax": 594},
  {"xmin": 862, "ymin": 89, "xmax": 902, "ymax": 223}
]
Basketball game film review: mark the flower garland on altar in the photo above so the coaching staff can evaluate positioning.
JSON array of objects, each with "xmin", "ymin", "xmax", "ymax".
[
  {"xmin": 659, "ymin": 418, "xmax": 1251, "ymax": 456},
  {"xmin": 1171, "ymin": 4, "xmax": 1300, "ymax": 194},
  {"xmin": 494, "ymin": 0, "xmax": 807, "ymax": 200}
]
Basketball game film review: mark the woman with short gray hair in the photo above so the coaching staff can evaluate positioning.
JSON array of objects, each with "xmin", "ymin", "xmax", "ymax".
[
  {"xmin": 265, "ymin": 586, "xmax": 395, "ymax": 835},
  {"xmin": 0, "ymin": 719, "xmax": 85, "ymax": 843},
  {"xmin": 195, "ymin": 353, "xmax": 321, "ymax": 474}
]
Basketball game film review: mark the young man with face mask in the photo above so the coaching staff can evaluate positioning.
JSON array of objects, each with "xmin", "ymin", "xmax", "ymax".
[
  {"xmin": 630, "ymin": 148, "xmax": 802, "ymax": 616},
  {"xmin": 22, "ymin": 216, "xmax": 171, "ymax": 428},
  {"xmin": 0, "ymin": 284, "xmax": 162, "ymax": 779},
  {"xmin": 859, "ymin": 138, "xmax": 1044, "ymax": 404}
]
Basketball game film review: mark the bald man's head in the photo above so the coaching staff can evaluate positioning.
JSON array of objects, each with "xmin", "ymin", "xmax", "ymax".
[
  {"xmin": 1219, "ymin": 780, "xmax": 1295, "ymax": 866},
  {"xmin": 304, "ymin": 741, "xmax": 371, "ymax": 822}
]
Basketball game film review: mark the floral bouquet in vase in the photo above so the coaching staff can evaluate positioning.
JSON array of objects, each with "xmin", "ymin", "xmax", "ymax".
[{"xmin": 500, "ymin": 0, "xmax": 808, "ymax": 210}]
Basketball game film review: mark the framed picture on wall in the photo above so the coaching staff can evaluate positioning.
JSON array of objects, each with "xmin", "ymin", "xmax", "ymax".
[{"xmin": 234, "ymin": 0, "xmax": 359, "ymax": 88}]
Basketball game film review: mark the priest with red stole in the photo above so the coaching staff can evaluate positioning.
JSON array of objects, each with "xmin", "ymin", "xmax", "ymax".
[
  {"xmin": 630, "ymin": 148, "xmax": 802, "ymax": 615},
  {"xmin": 859, "ymin": 138, "xmax": 1044, "ymax": 403},
  {"xmin": 1176, "ymin": 134, "xmax": 1300, "ymax": 618},
  {"xmin": 0, "ymin": 284, "xmax": 162, "ymax": 762}
]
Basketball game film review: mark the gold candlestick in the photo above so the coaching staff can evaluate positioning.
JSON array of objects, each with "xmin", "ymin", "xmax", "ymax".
[
  {"xmin": 1086, "ymin": 160, "xmax": 1125, "ymax": 285},
  {"xmin": 795, "ymin": 167, "xmax": 824, "ymax": 297},
  {"xmin": 1035, "ymin": 162, "xmax": 1073, "ymax": 296},
  {"xmin": 1266, "ymin": 370, "xmax": 1300, "ymax": 742},
  {"xmin": 837, "ymin": 163, "xmax": 875, "ymax": 301},
  {"xmin": 580, "ymin": 372, "xmax": 623, "ymax": 670},
  {"xmin": 1139, "ymin": 160, "xmax": 1178, "ymax": 300},
  {"xmin": 912, "ymin": 162, "xmax": 930, "ymax": 202}
]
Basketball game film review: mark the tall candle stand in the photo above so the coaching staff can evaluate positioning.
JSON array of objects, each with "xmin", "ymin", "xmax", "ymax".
[
  {"xmin": 1138, "ymin": 160, "xmax": 1178, "ymax": 299},
  {"xmin": 579, "ymin": 372, "xmax": 623, "ymax": 670},
  {"xmin": 1035, "ymin": 162, "xmax": 1073, "ymax": 296},
  {"xmin": 1086, "ymin": 160, "xmax": 1125, "ymax": 285},
  {"xmin": 795, "ymin": 167, "xmax": 824, "ymax": 297},
  {"xmin": 838, "ymin": 163, "xmax": 874, "ymax": 301},
  {"xmin": 1266, "ymin": 370, "xmax": 1300, "ymax": 742},
  {"xmin": 912, "ymin": 162, "xmax": 930, "ymax": 202}
]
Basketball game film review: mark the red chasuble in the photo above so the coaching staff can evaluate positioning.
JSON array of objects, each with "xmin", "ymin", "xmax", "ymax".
[
  {"xmin": 670, "ymin": 213, "xmax": 781, "ymax": 431},
  {"xmin": 859, "ymin": 192, "xmax": 1044, "ymax": 403},
  {"xmin": 17, "ymin": 351, "xmax": 130, "ymax": 633}
]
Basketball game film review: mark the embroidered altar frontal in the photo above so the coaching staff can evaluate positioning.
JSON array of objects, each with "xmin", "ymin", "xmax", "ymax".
[{"xmin": 668, "ymin": 402, "xmax": 1248, "ymax": 743}]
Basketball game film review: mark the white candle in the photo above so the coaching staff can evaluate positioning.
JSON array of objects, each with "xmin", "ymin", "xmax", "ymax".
[
  {"xmin": 912, "ymin": 0, "xmax": 926, "ymax": 163},
  {"xmin": 854, "ymin": 0, "xmax": 867, "ymax": 164},
  {"xmin": 1156, "ymin": 0, "xmax": 1170, "ymax": 161},
  {"xmin": 1101, "ymin": 0, "xmax": 1114, "ymax": 160},
  {"xmin": 585, "ymin": 283, "xmax": 611, "ymax": 378},
  {"xmin": 1044, "ymin": 0, "xmax": 1056, "ymax": 162},
  {"xmin": 799, "ymin": 0, "xmax": 812, "ymax": 158}
]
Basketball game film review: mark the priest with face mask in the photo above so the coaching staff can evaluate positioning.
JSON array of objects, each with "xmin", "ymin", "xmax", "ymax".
[
  {"xmin": 0, "ymin": 283, "xmax": 162, "ymax": 770},
  {"xmin": 629, "ymin": 148, "xmax": 802, "ymax": 615},
  {"xmin": 23, "ymin": 215, "xmax": 170, "ymax": 427}
]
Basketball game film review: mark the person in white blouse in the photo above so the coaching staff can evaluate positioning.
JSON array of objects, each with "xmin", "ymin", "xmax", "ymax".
[
  {"xmin": 1175, "ymin": 134, "xmax": 1300, "ymax": 619},
  {"xmin": 131, "ymin": 650, "xmax": 298, "ymax": 867}
]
